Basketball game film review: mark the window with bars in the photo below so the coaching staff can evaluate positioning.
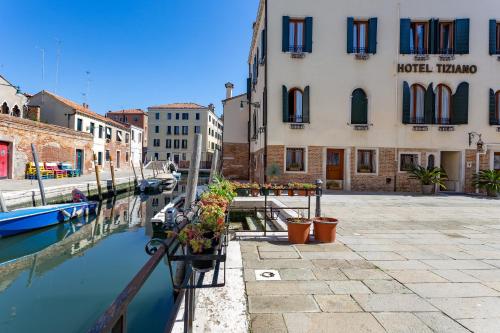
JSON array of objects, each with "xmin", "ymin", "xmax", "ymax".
[
  {"xmin": 357, "ymin": 150, "xmax": 377, "ymax": 174},
  {"xmin": 286, "ymin": 148, "xmax": 305, "ymax": 172}
]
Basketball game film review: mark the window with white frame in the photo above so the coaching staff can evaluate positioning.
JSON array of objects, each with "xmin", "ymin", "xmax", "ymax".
[
  {"xmin": 399, "ymin": 153, "xmax": 419, "ymax": 172},
  {"xmin": 357, "ymin": 149, "xmax": 377, "ymax": 174},
  {"xmin": 286, "ymin": 148, "xmax": 305, "ymax": 172}
]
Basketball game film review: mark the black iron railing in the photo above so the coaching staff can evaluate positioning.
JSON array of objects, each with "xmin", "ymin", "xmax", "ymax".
[
  {"xmin": 409, "ymin": 117, "xmax": 426, "ymax": 124},
  {"xmin": 410, "ymin": 47, "xmax": 429, "ymax": 55},
  {"xmin": 438, "ymin": 48, "xmax": 454, "ymax": 55},
  {"xmin": 288, "ymin": 45, "xmax": 304, "ymax": 53},
  {"xmin": 436, "ymin": 117, "xmax": 451, "ymax": 125},
  {"xmin": 353, "ymin": 47, "xmax": 369, "ymax": 54},
  {"xmin": 286, "ymin": 115, "xmax": 309, "ymax": 123}
]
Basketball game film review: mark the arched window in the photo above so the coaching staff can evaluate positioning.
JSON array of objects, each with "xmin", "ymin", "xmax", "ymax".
[
  {"xmin": 410, "ymin": 84, "xmax": 425, "ymax": 124},
  {"xmin": 427, "ymin": 154, "xmax": 435, "ymax": 170},
  {"xmin": 12, "ymin": 105, "xmax": 21, "ymax": 117},
  {"xmin": 288, "ymin": 88, "xmax": 303, "ymax": 122},
  {"xmin": 435, "ymin": 84, "xmax": 452, "ymax": 124},
  {"xmin": 351, "ymin": 88, "xmax": 368, "ymax": 124},
  {"xmin": 1, "ymin": 102, "xmax": 9, "ymax": 115}
]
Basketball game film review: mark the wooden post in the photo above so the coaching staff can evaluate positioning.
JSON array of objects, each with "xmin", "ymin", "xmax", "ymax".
[
  {"xmin": 31, "ymin": 144, "xmax": 47, "ymax": 206},
  {"xmin": 0, "ymin": 191, "xmax": 8, "ymax": 212},
  {"xmin": 93, "ymin": 152, "xmax": 103, "ymax": 201},
  {"xmin": 110, "ymin": 155, "xmax": 116, "ymax": 194},
  {"xmin": 184, "ymin": 134, "xmax": 202, "ymax": 211},
  {"xmin": 209, "ymin": 149, "xmax": 219, "ymax": 182},
  {"xmin": 131, "ymin": 161, "xmax": 138, "ymax": 187},
  {"xmin": 139, "ymin": 160, "xmax": 145, "ymax": 180}
]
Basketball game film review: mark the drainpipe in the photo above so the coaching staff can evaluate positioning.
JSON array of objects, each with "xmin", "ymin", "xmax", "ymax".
[
  {"xmin": 393, "ymin": 2, "xmax": 402, "ymax": 192},
  {"xmin": 263, "ymin": 0, "xmax": 268, "ymax": 183}
]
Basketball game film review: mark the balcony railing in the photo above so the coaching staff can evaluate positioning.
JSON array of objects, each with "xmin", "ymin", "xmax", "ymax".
[
  {"xmin": 288, "ymin": 45, "xmax": 304, "ymax": 53},
  {"xmin": 285, "ymin": 115, "xmax": 309, "ymax": 123},
  {"xmin": 435, "ymin": 117, "xmax": 451, "ymax": 125},
  {"xmin": 353, "ymin": 47, "xmax": 369, "ymax": 54},
  {"xmin": 438, "ymin": 48, "xmax": 455, "ymax": 55},
  {"xmin": 409, "ymin": 117, "xmax": 426, "ymax": 124},
  {"xmin": 410, "ymin": 47, "xmax": 429, "ymax": 55}
]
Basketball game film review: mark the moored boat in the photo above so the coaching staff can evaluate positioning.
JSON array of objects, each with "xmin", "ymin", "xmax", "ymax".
[{"xmin": 0, "ymin": 202, "xmax": 98, "ymax": 238}]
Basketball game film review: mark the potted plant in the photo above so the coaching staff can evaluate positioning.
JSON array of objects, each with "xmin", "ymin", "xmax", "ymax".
[
  {"xmin": 177, "ymin": 224, "xmax": 218, "ymax": 272},
  {"xmin": 273, "ymin": 184, "xmax": 284, "ymax": 196},
  {"xmin": 266, "ymin": 163, "xmax": 282, "ymax": 183},
  {"xmin": 294, "ymin": 183, "xmax": 308, "ymax": 196},
  {"xmin": 250, "ymin": 183, "xmax": 260, "ymax": 197},
  {"xmin": 286, "ymin": 216, "xmax": 312, "ymax": 244},
  {"xmin": 302, "ymin": 183, "xmax": 316, "ymax": 196},
  {"xmin": 232, "ymin": 181, "xmax": 250, "ymax": 197},
  {"xmin": 287, "ymin": 183, "xmax": 296, "ymax": 196},
  {"xmin": 313, "ymin": 217, "xmax": 338, "ymax": 243},
  {"xmin": 408, "ymin": 166, "xmax": 447, "ymax": 194},
  {"xmin": 473, "ymin": 170, "xmax": 500, "ymax": 197},
  {"xmin": 261, "ymin": 183, "xmax": 273, "ymax": 196}
]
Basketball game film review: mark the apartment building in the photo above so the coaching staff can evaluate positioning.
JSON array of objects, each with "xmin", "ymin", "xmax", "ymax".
[
  {"xmin": 147, "ymin": 103, "xmax": 223, "ymax": 169},
  {"xmin": 106, "ymin": 109, "xmax": 148, "ymax": 159},
  {"xmin": 240, "ymin": 0, "xmax": 500, "ymax": 193},
  {"xmin": 29, "ymin": 91, "xmax": 132, "ymax": 172}
]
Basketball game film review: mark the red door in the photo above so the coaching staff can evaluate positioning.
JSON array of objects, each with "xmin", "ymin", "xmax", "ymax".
[{"xmin": 0, "ymin": 142, "xmax": 9, "ymax": 179}]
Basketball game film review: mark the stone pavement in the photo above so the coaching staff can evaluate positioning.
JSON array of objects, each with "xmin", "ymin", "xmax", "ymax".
[{"xmin": 240, "ymin": 194, "xmax": 500, "ymax": 333}]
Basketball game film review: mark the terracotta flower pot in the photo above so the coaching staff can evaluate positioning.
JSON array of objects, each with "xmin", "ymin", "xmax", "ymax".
[
  {"xmin": 296, "ymin": 189, "xmax": 307, "ymax": 196},
  {"xmin": 313, "ymin": 217, "xmax": 338, "ymax": 243},
  {"xmin": 287, "ymin": 219, "xmax": 312, "ymax": 244},
  {"xmin": 251, "ymin": 188, "xmax": 260, "ymax": 197},
  {"xmin": 274, "ymin": 189, "xmax": 282, "ymax": 196},
  {"xmin": 287, "ymin": 189, "xmax": 295, "ymax": 196},
  {"xmin": 307, "ymin": 189, "xmax": 316, "ymax": 196}
]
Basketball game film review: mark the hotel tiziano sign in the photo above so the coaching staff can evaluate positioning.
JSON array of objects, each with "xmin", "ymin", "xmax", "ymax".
[{"xmin": 398, "ymin": 63, "xmax": 478, "ymax": 74}]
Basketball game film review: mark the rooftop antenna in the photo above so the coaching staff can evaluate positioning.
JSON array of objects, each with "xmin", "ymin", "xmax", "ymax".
[
  {"xmin": 35, "ymin": 46, "xmax": 45, "ymax": 85},
  {"xmin": 85, "ymin": 70, "xmax": 91, "ymax": 103},
  {"xmin": 54, "ymin": 38, "xmax": 62, "ymax": 93}
]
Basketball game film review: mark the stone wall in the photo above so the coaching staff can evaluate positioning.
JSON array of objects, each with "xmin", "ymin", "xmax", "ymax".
[
  {"xmin": 0, "ymin": 114, "xmax": 93, "ymax": 179},
  {"xmin": 222, "ymin": 142, "xmax": 249, "ymax": 180}
]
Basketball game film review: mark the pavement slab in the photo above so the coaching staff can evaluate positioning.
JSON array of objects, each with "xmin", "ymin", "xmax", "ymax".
[
  {"xmin": 246, "ymin": 281, "xmax": 332, "ymax": 296},
  {"xmin": 313, "ymin": 295, "xmax": 363, "ymax": 312},
  {"xmin": 386, "ymin": 270, "xmax": 448, "ymax": 283},
  {"xmin": 357, "ymin": 251, "xmax": 406, "ymax": 261},
  {"xmin": 406, "ymin": 282, "xmax": 500, "ymax": 298},
  {"xmin": 428, "ymin": 297, "xmax": 500, "ymax": 319},
  {"xmin": 363, "ymin": 279, "xmax": 412, "ymax": 294},
  {"xmin": 431, "ymin": 269, "xmax": 480, "ymax": 282},
  {"xmin": 259, "ymin": 251, "xmax": 301, "ymax": 259},
  {"xmin": 250, "ymin": 314, "xmax": 287, "ymax": 333},
  {"xmin": 371, "ymin": 260, "xmax": 432, "ymax": 270},
  {"xmin": 248, "ymin": 295, "xmax": 320, "ymax": 313},
  {"xmin": 420, "ymin": 260, "xmax": 494, "ymax": 270},
  {"xmin": 415, "ymin": 312, "xmax": 471, "ymax": 333},
  {"xmin": 341, "ymin": 268, "xmax": 392, "ymax": 280},
  {"xmin": 279, "ymin": 268, "xmax": 317, "ymax": 281},
  {"xmin": 458, "ymin": 318, "xmax": 500, "ymax": 333},
  {"xmin": 326, "ymin": 280, "xmax": 372, "ymax": 294},
  {"xmin": 373, "ymin": 312, "xmax": 434, "ymax": 333},
  {"xmin": 352, "ymin": 294, "xmax": 437, "ymax": 312},
  {"xmin": 282, "ymin": 313, "xmax": 386, "ymax": 333},
  {"xmin": 312, "ymin": 268, "xmax": 348, "ymax": 281}
]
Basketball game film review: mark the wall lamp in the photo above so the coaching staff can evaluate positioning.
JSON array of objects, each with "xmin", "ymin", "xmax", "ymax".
[
  {"xmin": 240, "ymin": 100, "xmax": 260, "ymax": 111},
  {"xmin": 468, "ymin": 131, "xmax": 484, "ymax": 153}
]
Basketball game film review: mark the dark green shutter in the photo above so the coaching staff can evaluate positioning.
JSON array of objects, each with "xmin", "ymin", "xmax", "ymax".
[
  {"xmin": 429, "ymin": 19, "xmax": 437, "ymax": 54},
  {"xmin": 246, "ymin": 78, "xmax": 251, "ymax": 99},
  {"xmin": 305, "ymin": 17, "xmax": 313, "ymax": 53},
  {"xmin": 490, "ymin": 20, "xmax": 498, "ymax": 55},
  {"xmin": 451, "ymin": 82, "xmax": 469, "ymax": 125},
  {"xmin": 347, "ymin": 17, "xmax": 354, "ymax": 53},
  {"xmin": 261, "ymin": 29, "xmax": 266, "ymax": 60},
  {"xmin": 434, "ymin": 19, "xmax": 440, "ymax": 53},
  {"xmin": 368, "ymin": 18, "xmax": 378, "ymax": 54},
  {"xmin": 400, "ymin": 19, "xmax": 411, "ymax": 54},
  {"xmin": 402, "ymin": 81, "xmax": 410, "ymax": 124},
  {"xmin": 454, "ymin": 19, "xmax": 470, "ymax": 54},
  {"xmin": 351, "ymin": 89, "xmax": 368, "ymax": 125},
  {"xmin": 282, "ymin": 85, "xmax": 289, "ymax": 122},
  {"xmin": 424, "ymin": 83, "xmax": 435, "ymax": 124},
  {"xmin": 282, "ymin": 16, "xmax": 290, "ymax": 52},
  {"xmin": 303, "ymin": 86, "xmax": 310, "ymax": 123},
  {"xmin": 490, "ymin": 89, "xmax": 498, "ymax": 125}
]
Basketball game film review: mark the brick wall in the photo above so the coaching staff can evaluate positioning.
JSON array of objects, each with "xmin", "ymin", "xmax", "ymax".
[
  {"xmin": 222, "ymin": 142, "xmax": 249, "ymax": 180},
  {"xmin": 351, "ymin": 148, "xmax": 397, "ymax": 192},
  {"xmin": 0, "ymin": 114, "xmax": 93, "ymax": 179},
  {"xmin": 264, "ymin": 145, "xmax": 323, "ymax": 184}
]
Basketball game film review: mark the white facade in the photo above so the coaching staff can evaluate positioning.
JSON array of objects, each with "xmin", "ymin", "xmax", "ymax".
[
  {"xmin": 243, "ymin": 0, "xmax": 500, "ymax": 192},
  {"xmin": 0, "ymin": 75, "xmax": 27, "ymax": 118},
  {"xmin": 130, "ymin": 125, "xmax": 143, "ymax": 165}
]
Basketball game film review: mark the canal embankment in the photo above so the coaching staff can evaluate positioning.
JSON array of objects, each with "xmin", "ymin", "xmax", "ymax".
[{"xmin": 0, "ymin": 169, "xmax": 154, "ymax": 208}]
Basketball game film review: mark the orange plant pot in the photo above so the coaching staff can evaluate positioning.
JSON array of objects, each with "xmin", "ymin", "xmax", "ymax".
[
  {"xmin": 287, "ymin": 189, "xmax": 295, "ymax": 196},
  {"xmin": 250, "ymin": 189, "xmax": 260, "ymax": 197},
  {"xmin": 313, "ymin": 218, "xmax": 338, "ymax": 243},
  {"xmin": 287, "ymin": 220, "xmax": 312, "ymax": 244},
  {"xmin": 295, "ymin": 189, "xmax": 307, "ymax": 196}
]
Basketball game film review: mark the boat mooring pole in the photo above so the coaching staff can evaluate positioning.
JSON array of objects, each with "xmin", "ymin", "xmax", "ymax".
[
  {"xmin": 209, "ymin": 149, "xmax": 219, "ymax": 182},
  {"xmin": 184, "ymin": 134, "xmax": 202, "ymax": 211},
  {"xmin": 0, "ymin": 191, "xmax": 8, "ymax": 212},
  {"xmin": 139, "ymin": 160, "xmax": 145, "ymax": 180},
  {"xmin": 93, "ymin": 152, "xmax": 103, "ymax": 201},
  {"xmin": 31, "ymin": 144, "xmax": 47, "ymax": 206},
  {"xmin": 131, "ymin": 161, "xmax": 138, "ymax": 187},
  {"xmin": 110, "ymin": 156, "xmax": 116, "ymax": 194}
]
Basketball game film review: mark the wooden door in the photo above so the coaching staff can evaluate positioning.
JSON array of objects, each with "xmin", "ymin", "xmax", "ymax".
[
  {"xmin": 326, "ymin": 149, "xmax": 344, "ymax": 180},
  {"xmin": 0, "ymin": 142, "xmax": 8, "ymax": 179}
]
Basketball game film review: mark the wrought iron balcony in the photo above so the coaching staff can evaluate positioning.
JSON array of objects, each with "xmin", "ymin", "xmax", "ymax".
[{"xmin": 286, "ymin": 115, "xmax": 309, "ymax": 124}]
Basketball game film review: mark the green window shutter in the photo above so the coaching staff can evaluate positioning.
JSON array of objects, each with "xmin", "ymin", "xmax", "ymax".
[
  {"xmin": 247, "ymin": 78, "xmax": 252, "ymax": 100},
  {"xmin": 261, "ymin": 29, "xmax": 267, "ymax": 60},
  {"xmin": 305, "ymin": 17, "xmax": 313, "ymax": 53},
  {"xmin": 400, "ymin": 19, "xmax": 411, "ymax": 54},
  {"xmin": 282, "ymin": 16, "xmax": 290, "ymax": 52},
  {"xmin": 451, "ymin": 82, "xmax": 469, "ymax": 125},
  {"xmin": 490, "ymin": 20, "xmax": 498, "ymax": 55},
  {"xmin": 490, "ymin": 89, "xmax": 498, "ymax": 125},
  {"xmin": 429, "ymin": 19, "xmax": 437, "ymax": 54},
  {"xmin": 424, "ymin": 83, "xmax": 435, "ymax": 124},
  {"xmin": 303, "ymin": 86, "xmax": 310, "ymax": 123},
  {"xmin": 368, "ymin": 18, "xmax": 378, "ymax": 54},
  {"xmin": 454, "ymin": 19, "xmax": 470, "ymax": 54},
  {"xmin": 351, "ymin": 89, "xmax": 368, "ymax": 124},
  {"xmin": 282, "ymin": 85, "xmax": 289, "ymax": 122},
  {"xmin": 402, "ymin": 81, "xmax": 411, "ymax": 124},
  {"xmin": 347, "ymin": 17, "xmax": 354, "ymax": 53}
]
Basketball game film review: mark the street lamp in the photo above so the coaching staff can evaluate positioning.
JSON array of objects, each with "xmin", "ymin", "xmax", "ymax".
[{"xmin": 468, "ymin": 132, "xmax": 484, "ymax": 153}]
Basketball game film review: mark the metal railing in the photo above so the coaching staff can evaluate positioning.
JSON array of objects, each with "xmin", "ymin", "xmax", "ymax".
[
  {"xmin": 435, "ymin": 117, "xmax": 451, "ymax": 125},
  {"xmin": 410, "ymin": 47, "xmax": 429, "ymax": 55},
  {"xmin": 409, "ymin": 117, "xmax": 426, "ymax": 124},
  {"xmin": 353, "ymin": 47, "xmax": 369, "ymax": 54},
  {"xmin": 288, "ymin": 45, "xmax": 305, "ymax": 53},
  {"xmin": 286, "ymin": 115, "xmax": 309, "ymax": 123}
]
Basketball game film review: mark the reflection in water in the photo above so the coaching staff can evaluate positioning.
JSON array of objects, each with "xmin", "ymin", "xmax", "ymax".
[{"xmin": 0, "ymin": 187, "xmax": 186, "ymax": 333}]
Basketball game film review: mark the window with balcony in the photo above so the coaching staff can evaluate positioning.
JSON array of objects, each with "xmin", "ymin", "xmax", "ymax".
[
  {"xmin": 357, "ymin": 149, "xmax": 377, "ymax": 174},
  {"xmin": 282, "ymin": 16, "xmax": 313, "ymax": 53},
  {"xmin": 282, "ymin": 85, "xmax": 310, "ymax": 123},
  {"xmin": 410, "ymin": 84, "xmax": 426, "ymax": 124},
  {"xmin": 435, "ymin": 84, "xmax": 452, "ymax": 125},
  {"xmin": 410, "ymin": 22, "xmax": 428, "ymax": 54},
  {"xmin": 286, "ymin": 148, "xmax": 305, "ymax": 172},
  {"xmin": 347, "ymin": 18, "xmax": 377, "ymax": 54}
]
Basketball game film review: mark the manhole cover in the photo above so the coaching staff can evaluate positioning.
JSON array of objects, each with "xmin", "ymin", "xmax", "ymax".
[{"xmin": 255, "ymin": 269, "xmax": 281, "ymax": 281}]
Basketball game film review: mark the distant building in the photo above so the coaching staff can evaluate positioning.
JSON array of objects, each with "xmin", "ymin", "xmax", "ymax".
[
  {"xmin": 129, "ymin": 125, "xmax": 144, "ymax": 165},
  {"xmin": 1, "ymin": 76, "xmax": 93, "ymax": 179},
  {"xmin": 29, "ymin": 91, "xmax": 132, "ymax": 172},
  {"xmin": 221, "ymin": 83, "xmax": 249, "ymax": 180},
  {"xmin": 106, "ymin": 109, "xmax": 148, "ymax": 160},
  {"xmin": 147, "ymin": 103, "xmax": 223, "ymax": 169}
]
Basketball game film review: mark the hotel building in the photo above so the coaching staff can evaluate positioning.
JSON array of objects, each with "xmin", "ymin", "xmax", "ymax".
[
  {"xmin": 147, "ymin": 103, "xmax": 223, "ymax": 169},
  {"xmin": 241, "ymin": 0, "xmax": 500, "ymax": 193}
]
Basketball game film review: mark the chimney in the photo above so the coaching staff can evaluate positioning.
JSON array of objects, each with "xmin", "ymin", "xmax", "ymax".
[
  {"xmin": 82, "ymin": 103, "xmax": 89, "ymax": 109},
  {"xmin": 225, "ymin": 82, "xmax": 234, "ymax": 99},
  {"xmin": 208, "ymin": 103, "xmax": 215, "ymax": 112}
]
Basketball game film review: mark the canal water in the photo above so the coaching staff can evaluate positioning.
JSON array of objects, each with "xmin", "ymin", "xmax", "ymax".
[{"xmin": 0, "ymin": 182, "xmax": 193, "ymax": 333}]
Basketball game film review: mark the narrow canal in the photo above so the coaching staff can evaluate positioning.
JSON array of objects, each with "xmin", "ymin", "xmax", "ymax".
[{"xmin": 0, "ymin": 182, "xmax": 194, "ymax": 333}]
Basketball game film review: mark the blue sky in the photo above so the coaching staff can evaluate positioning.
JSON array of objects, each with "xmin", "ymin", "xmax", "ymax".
[{"xmin": 0, "ymin": 0, "xmax": 258, "ymax": 116}]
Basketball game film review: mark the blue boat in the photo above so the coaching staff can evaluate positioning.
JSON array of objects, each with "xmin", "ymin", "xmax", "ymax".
[{"xmin": 0, "ymin": 202, "xmax": 98, "ymax": 238}]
